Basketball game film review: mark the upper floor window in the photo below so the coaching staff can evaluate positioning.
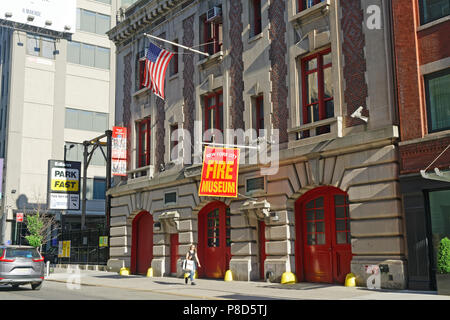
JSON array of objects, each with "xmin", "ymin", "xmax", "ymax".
[
  {"xmin": 204, "ymin": 90, "xmax": 223, "ymax": 142},
  {"xmin": 250, "ymin": 0, "xmax": 262, "ymax": 38},
  {"xmin": 26, "ymin": 34, "xmax": 55, "ymax": 59},
  {"xmin": 67, "ymin": 41, "xmax": 110, "ymax": 69},
  {"xmin": 137, "ymin": 118, "xmax": 151, "ymax": 167},
  {"xmin": 201, "ymin": 14, "xmax": 223, "ymax": 55},
  {"xmin": 65, "ymin": 142, "xmax": 106, "ymax": 166},
  {"xmin": 170, "ymin": 123, "xmax": 179, "ymax": 161},
  {"xmin": 95, "ymin": 0, "xmax": 111, "ymax": 4},
  {"xmin": 170, "ymin": 40, "xmax": 179, "ymax": 76},
  {"xmin": 300, "ymin": 48, "xmax": 333, "ymax": 137},
  {"xmin": 298, "ymin": 0, "xmax": 326, "ymax": 12},
  {"xmin": 425, "ymin": 68, "xmax": 450, "ymax": 133},
  {"xmin": 77, "ymin": 8, "xmax": 111, "ymax": 35},
  {"xmin": 252, "ymin": 95, "xmax": 265, "ymax": 138},
  {"xmin": 419, "ymin": 0, "xmax": 450, "ymax": 25},
  {"xmin": 65, "ymin": 108, "xmax": 109, "ymax": 132},
  {"xmin": 136, "ymin": 50, "xmax": 146, "ymax": 91}
]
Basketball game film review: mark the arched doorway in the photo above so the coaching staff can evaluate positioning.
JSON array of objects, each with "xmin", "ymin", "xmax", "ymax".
[
  {"xmin": 198, "ymin": 201, "xmax": 231, "ymax": 278},
  {"xmin": 295, "ymin": 186, "xmax": 352, "ymax": 284},
  {"xmin": 131, "ymin": 211, "xmax": 154, "ymax": 275}
]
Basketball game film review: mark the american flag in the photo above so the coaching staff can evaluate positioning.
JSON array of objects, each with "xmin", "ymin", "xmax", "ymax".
[{"xmin": 143, "ymin": 42, "xmax": 174, "ymax": 99}]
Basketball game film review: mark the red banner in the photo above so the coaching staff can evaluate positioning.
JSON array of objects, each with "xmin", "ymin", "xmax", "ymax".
[
  {"xmin": 112, "ymin": 126, "xmax": 127, "ymax": 176},
  {"xmin": 198, "ymin": 147, "xmax": 240, "ymax": 198}
]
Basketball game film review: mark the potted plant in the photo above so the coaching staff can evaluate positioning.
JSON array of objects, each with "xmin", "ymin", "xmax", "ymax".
[{"xmin": 436, "ymin": 237, "xmax": 450, "ymax": 295}]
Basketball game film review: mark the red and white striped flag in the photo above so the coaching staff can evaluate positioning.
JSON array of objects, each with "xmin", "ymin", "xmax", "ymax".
[{"xmin": 143, "ymin": 42, "xmax": 174, "ymax": 99}]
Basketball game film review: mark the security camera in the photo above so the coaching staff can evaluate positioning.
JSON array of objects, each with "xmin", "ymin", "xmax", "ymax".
[{"xmin": 351, "ymin": 106, "xmax": 368, "ymax": 123}]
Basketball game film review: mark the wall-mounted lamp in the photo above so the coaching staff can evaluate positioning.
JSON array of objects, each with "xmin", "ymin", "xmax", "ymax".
[
  {"xmin": 64, "ymin": 25, "xmax": 71, "ymax": 31},
  {"xmin": 45, "ymin": 20, "xmax": 52, "ymax": 26},
  {"xmin": 4, "ymin": 12, "xmax": 12, "ymax": 19},
  {"xmin": 27, "ymin": 15, "xmax": 35, "ymax": 22}
]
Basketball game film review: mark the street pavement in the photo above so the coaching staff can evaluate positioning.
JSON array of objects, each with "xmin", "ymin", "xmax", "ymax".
[{"xmin": 41, "ymin": 268, "xmax": 450, "ymax": 300}]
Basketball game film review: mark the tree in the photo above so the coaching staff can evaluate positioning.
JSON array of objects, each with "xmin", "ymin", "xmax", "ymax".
[{"xmin": 24, "ymin": 205, "xmax": 58, "ymax": 252}]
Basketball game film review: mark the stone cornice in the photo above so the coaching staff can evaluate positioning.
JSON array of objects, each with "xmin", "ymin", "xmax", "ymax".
[{"xmin": 107, "ymin": 0, "xmax": 189, "ymax": 45}]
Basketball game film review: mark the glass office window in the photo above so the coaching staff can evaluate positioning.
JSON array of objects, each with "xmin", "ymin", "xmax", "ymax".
[
  {"xmin": 80, "ymin": 43, "xmax": 95, "ymax": 67},
  {"xmin": 96, "ymin": 13, "xmax": 111, "ymax": 35},
  {"xmin": 429, "ymin": 189, "xmax": 450, "ymax": 269},
  {"xmin": 419, "ymin": 0, "xmax": 450, "ymax": 24},
  {"xmin": 26, "ymin": 35, "xmax": 39, "ymax": 56},
  {"xmin": 67, "ymin": 41, "xmax": 81, "ymax": 64},
  {"xmin": 65, "ymin": 108, "xmax": 109, "ymax": 132},
  {"xmin": 425, "ymin": 68, "xmax": 450, "ymax": 133},
  {"xmin": 80, "ymin": 9, "xmax": 96, "ymax": 33},
  {"xmin": 95, "ymin": 46, "xmax": 110, "ymax": 69}
]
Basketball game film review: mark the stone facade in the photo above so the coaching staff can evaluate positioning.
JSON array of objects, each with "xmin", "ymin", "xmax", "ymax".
[{"xmin": 107, "ymin": 0, "xmax": 406, "ymax": 289}]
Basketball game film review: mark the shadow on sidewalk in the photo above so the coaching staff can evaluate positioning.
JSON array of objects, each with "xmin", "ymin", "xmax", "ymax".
[
  {"xmin": 216, "ymin": 293, "xmax": 293, "ymax": 300},
  {"xmin": 263, "ymin": 283, "xmax": 335, "ymax": 290},
  {"xmin": 93, "ymin": 274, "xmax": 144, "ymax": 280}
]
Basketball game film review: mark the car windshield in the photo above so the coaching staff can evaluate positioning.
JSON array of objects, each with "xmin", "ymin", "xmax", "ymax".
[{"xmin": 4, "ymin": 248, "xmax": 40, "ymax": 259}]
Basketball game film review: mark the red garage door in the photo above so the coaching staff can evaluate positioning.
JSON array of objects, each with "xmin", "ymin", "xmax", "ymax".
[
  {"xmin": 198, "ymin": 201, "xmax": 231, "ymax": 279},
  {"xmin": 131, "ymin": 211, "xmax": 154, "ymax": 275},
  {"xmin": 295, "ymin": 187, "xmax": 352, "ymax": 284}
]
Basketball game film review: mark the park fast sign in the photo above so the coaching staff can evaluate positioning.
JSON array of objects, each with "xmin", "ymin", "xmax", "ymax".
[
  {"xmin": 47, "ymin": 160, "xmax": 81, "ymax": 210},
  {"xmin": 198, "ymin": 147, "xmax": 240, "ymax": 198}
]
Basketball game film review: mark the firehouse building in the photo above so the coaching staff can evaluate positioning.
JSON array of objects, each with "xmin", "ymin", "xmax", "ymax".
[{"xmin": 106, "ymin": 0, "xmax": 406, "ymax": 288}]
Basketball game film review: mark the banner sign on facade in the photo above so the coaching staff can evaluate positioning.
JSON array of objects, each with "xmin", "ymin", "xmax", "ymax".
[
  {"xmin": 198, "ymin": 147, "xmax": 240, "ymax": 198},
  {"xmin": 47, "ymin": 160, "xmax": 81, "ymax": 210},
  {"xmin": 112, "ymin": 126, "xmax": 127, "ymax": 176}
]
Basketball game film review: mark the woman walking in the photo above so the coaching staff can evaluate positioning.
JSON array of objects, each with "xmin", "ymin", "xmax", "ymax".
[{"xmin": 185, "ymin": 244, "xmax": 201, "ymax": 285}]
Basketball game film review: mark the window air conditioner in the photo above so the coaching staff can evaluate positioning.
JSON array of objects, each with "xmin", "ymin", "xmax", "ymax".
[{"xmin": 207, "ymin": 6, "xmax": 222, "ymax": 22}]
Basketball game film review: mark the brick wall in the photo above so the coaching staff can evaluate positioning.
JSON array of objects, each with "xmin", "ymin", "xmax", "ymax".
[
  {"xmin": 418, "ymin": 20, "xmax": 450, "ymax": 66},
  {"xmin": 229, "ymin": 0, "xmax": 245, "ymax": 130},
  {"xmin": 400, "ymin": 137, "xmax": 450, "ymax": 174},
  {"xmin": 340, "ymin": 0, "xmax": 368, "ymax": 127},
  {"xmin": 182, "ymin": 15, "xmax": 195, "ymax": 156},
  {"xmin": 268, "ymin": 0, "xmax": 288, "ymax": 144}
]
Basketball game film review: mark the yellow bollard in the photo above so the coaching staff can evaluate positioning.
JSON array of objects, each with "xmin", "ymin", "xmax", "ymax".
[
  {"xmin": 281, "ymin": 272, "xmax": 296, "ymax": 284},
  {"xmin": 345, "ymin": 273, "xmax": 356, "ymax": 287},
  {"xmin": 146, "ymin": 267, "xmax": 153, "ymax": 278},
  {"xmin": 224, "ymin": 270, "xmax": 233, "ymax": 282},
  {"xmin": 119, "ymin": 267, "xmax": 130, "ymax": 276}
]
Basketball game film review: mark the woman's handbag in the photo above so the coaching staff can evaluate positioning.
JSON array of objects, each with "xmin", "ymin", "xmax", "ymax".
[{"xmin": 182, "ymin": 259, "xmax": 194, "ymax": 272}]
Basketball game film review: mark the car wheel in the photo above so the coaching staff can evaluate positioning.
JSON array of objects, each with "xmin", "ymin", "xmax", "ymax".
[
  {"xmin": 11, "ymin": 284, "xmax": 20, "ymax": 289},
  {"xmin": 31, "ymin": 282, "xmax": 43, "ymax": 290}
]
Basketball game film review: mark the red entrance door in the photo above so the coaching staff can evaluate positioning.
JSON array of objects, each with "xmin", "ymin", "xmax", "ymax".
[
  {"xmin": 295, "ymin": 187, "xmax": 352, "ymax": 284},
  {"xmin": 170, "ymin": 233, "xmax": 179, "ymax": 274},
  {"xmin": 131, "ymin": 211, "xmax": 154, "ymax": 275},
  {"xmin": 259, "ymin": 220, "xmax": 266, "ymax": 280},
  {"xmin": 198, "ymin": 201, "xmax": 231, "ymax": 278}
]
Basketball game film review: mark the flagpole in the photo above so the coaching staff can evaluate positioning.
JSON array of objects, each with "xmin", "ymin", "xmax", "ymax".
[{"xmin": 143, "ymin": 33, "xmax": 210, "ymax": 57}]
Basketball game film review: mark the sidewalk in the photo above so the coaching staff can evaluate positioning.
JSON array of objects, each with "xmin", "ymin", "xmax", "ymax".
[{"xmin": 45, "ymin": 268, "xmax": 450, "ymax": 300}]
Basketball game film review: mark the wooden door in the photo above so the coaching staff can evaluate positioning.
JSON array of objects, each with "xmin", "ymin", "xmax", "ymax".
[
  {"xmin": 170, "ymin": 233, "xmax": 179, "ymax": 274},
  {"xmin": 259, "ymin": 220, "xmax": 266, "ymax": 280},
  {"xmin": 131, "ymin": 211, "xmax": 153, "ymax": 275},
  {"xmin": 296, "ymin": 187, "xmax": 352, "ymax": 284},
  {"xmin": 198, "ymin": 202, "xmax": 231, "ymax": 278}
]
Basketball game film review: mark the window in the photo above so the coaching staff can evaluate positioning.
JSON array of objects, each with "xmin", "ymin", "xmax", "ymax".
[
  {"xmin": 298, "ymin": 0, "xmax": 326, "ymax": 12},
  {"xmin": 203, "ymin": 90, "xmax": 223, "ymax": 142},
  {"xmin": 65, "ymin": 108, "xmax": 109, "ymax": 132},
  {"xmin": 170, "ymin": 40, "xmax": 178, "ymax": 76},
  {"xmin": 201, "ymin": 14, "xmax": 223, "ymax": 55},
  {"xmin": 419, "ymin": 0, "xmax": 450, "ymax": 25},
  {"xmin": 252, "ymin": 95, "xmax": 265, "ymax": 137},
  {"xmin": 246, "ymin": 177, "xmax": 265, "ymax": 193},
  {"xmin": 77, "ymin": 8, "xmax": 111, "ymax": 35},
  {"xmin": 26, "ymin": 34, "xmax": 55, "ymax": 59},
  {"xmin": 170, "ymin": 123, "xmax": 179, "ymax": 161},
  {"xmin": 137, "ymin": 118, "xmax": 151, "ymax": 167},
  {"xmin": 301, "ymin": 48, "xmax": 334, "ymax": 137},
  {"xmin": 95, "ymin": 0, "xmax": 111, "ymax": 4},
  {"xmin": 65, "ymin": 142, "xmax": 106, "ymax": 166},
  {"xmin": 136, "ymin": 50, "xmax": 146, "ymax": 91},
  {"xmin": 164, "ymin": 192, "xmax": 177, "ymax": 205},
  {"xmin": 425, "ymin": 68, "xmax": 450, "ymax": 133},
  {"xmin": 67, "ymin": 41, "xmax": 110, "ymax": 69},
  {"xmin": 428, "ymin": 189, "xmax": 450, "ymax": 271},
  {"xmin": 334, "ymin": 194, "xmax": 351, "ymax": 244},
  {"xmin": 250, "ymin": 0, "xmax": 262, "ymax": 37},
  {"xmin": 93, "ymin": 178, "xmax": 106, "ymax": 199}
]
